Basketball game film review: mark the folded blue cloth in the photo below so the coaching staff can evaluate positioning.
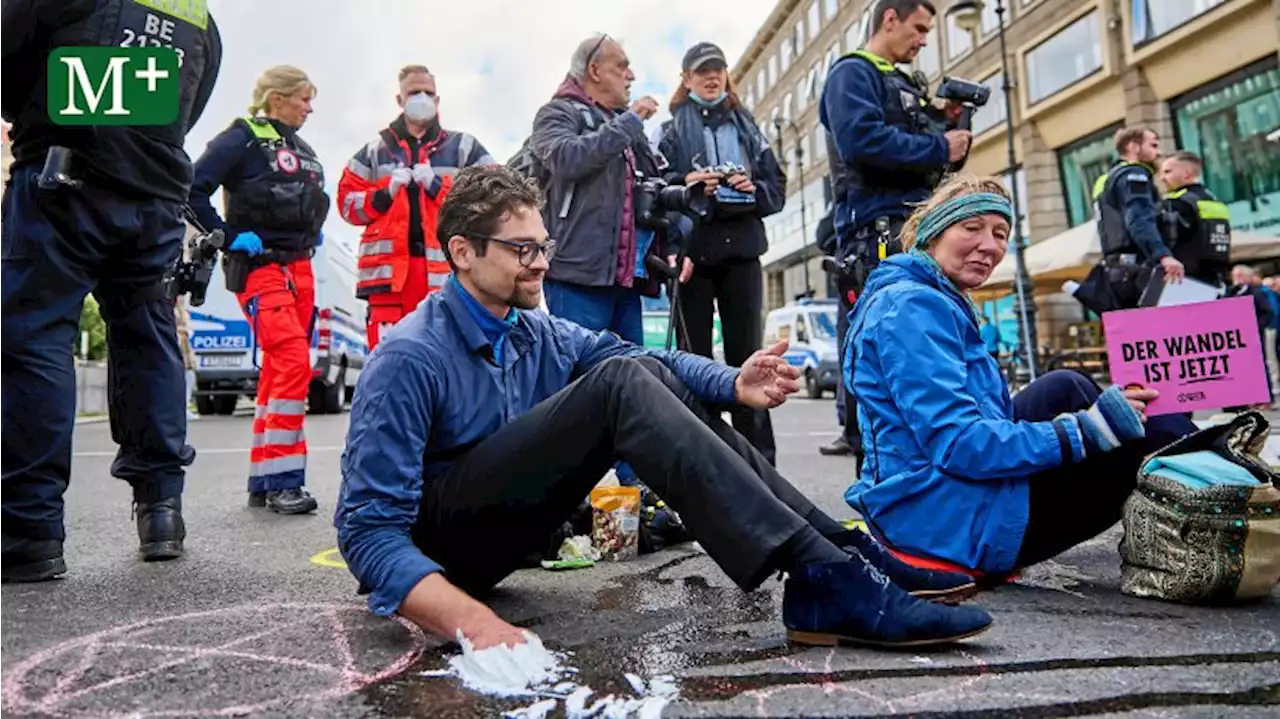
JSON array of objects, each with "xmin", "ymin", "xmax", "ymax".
[{"xmin": 1143, "ymin": 451, "xmax": 1263, "ymax": 490}]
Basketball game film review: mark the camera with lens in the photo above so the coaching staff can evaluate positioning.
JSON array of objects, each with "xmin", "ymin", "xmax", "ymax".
[
  {"xmin": 633, "ymin": 174, "xmax": 713, "ymax": 231},
  {"xmin": 164, "ymin": 206, "xmax": 228, "ymax": 307},
  {"xmin": 934, "ymin": 76, "xmax": 991, "ymax": 132},
  {"xmin": 705, "ymin": 161, "xmax": 757, "ymax": 217}
]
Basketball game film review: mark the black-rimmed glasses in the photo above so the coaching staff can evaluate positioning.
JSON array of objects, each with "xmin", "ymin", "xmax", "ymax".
[{"xmin": 470, "ymin": 235, "xmax": 557, "ymax": 267}]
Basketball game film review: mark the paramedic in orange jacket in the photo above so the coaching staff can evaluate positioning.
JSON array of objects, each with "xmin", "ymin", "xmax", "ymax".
[
  {"xmin": 188, "ymin": 66, "xmax": 329, "ymax": 516},
  {"xmin": 337, "ymin": 64, "xmax": 496, "ymax": 348}
]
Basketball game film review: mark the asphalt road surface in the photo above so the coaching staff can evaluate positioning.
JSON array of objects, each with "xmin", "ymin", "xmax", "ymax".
[{"xmin": 2, "ymin": 398, "xmax": 1277, "ymax": 718}]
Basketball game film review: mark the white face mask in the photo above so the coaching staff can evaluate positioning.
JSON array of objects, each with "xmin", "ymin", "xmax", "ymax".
[{"xmin": 403, "ymin": 92, "xmax": 437, "ymax": 123}]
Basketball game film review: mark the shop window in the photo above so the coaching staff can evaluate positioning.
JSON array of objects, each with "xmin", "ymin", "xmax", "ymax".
[
  {"xmin": 1058, "ymin": 124, "xmax": 1120, "ymax": 228},
  {"xmin": 1131, "ymin": 0, "xmax": 1226, "ymax": 47},
  {"xmin": 916, "ymin": 26, "xmax": 940, "ymax": 79},
  {"xmin": 1172, "ymin": 58, "xmax": 1280, "ymax": 234},
  {"xmin": 1025, "ymin": 10, "xmax": 1102, "ymax": 104},
  {"xmin": 971, "ymin": 72, "xmax": 1007, "ymax": 136}
]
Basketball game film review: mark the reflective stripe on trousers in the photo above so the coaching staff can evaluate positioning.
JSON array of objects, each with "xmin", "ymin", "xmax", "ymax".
[{"xmin": 239, "ymin": 260, "xmax": 314, "ymax": 493}]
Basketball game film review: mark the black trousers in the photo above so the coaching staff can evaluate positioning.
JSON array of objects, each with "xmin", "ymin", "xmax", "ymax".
[
  {"xmin": 411, "ymin": 356, "xmax": 833, "ymax": 594},
  {"xmin": 679, "ymin": 259, "xmax": 776, "ymax": 465},
  {"xmin": 1012, "ymin": 371, "xmax": 1197, "ymax": 567}
]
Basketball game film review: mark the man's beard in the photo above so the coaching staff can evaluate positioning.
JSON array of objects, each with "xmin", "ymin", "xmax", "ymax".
[{"xmin": 506, "ymin": 272, "xmax": 544, "ymax": 310}]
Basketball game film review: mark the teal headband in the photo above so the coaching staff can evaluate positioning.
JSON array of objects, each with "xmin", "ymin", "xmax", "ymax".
[{"xmin": 913, "ymin": 192, "xmax": 1014, "ymax": 250}]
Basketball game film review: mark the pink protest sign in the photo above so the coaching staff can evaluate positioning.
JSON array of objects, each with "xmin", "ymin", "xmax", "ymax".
[{"xmin": 1103, "ymin": 296, "xmax": 1270, "ymax": 416}]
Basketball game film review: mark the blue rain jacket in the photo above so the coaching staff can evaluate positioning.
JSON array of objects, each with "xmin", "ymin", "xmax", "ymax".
[{"xmin": 842, "ymin": 254, "xmax": 1083, "ymax": 574}]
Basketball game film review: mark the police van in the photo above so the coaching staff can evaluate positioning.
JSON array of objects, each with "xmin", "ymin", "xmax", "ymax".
[
  {"xmin": 763, "ymin": 298, "xmax": 841, "ymax": 398},
  {"xmin": 188, "ymin": 240, "xmax": 368, "ymax": 416}
]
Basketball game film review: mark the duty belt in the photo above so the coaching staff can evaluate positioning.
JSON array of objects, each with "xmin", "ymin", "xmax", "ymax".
[{"xmin": 251, "ymin": 248, "xmax": 315, "ymax": 266}]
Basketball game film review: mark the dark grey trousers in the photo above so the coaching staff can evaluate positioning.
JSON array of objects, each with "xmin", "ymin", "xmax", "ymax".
[{"xmin": 411, "ymin": 356, "xmax": 832, "ymax": 594}]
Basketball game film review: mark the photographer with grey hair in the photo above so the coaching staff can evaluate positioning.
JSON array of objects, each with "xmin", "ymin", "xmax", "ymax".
[{"xmin": 522, "ymin": 34, "xmax": 671, "ymax": 342}]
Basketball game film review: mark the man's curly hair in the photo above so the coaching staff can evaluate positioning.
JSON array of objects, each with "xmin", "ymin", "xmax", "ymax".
[{"xmin": 436, "ymin": 165, "xmax": 545, "ymax": 271}]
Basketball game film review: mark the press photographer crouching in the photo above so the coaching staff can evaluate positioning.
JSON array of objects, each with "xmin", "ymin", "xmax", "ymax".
[
  {"xmin": 336, "ymin": 165, "xmax": 994, "ymax": 653},
  {"xmin": 843, "ymin": 176, "xmax": 1198, "ymax": 581},
  {"xmin": 656, "ymin": 41, "xmax": 788, "ymax": 465}
]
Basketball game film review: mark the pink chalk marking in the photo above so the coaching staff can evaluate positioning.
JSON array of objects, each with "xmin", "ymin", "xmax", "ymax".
[
  {"xmin": 1, "ymin": 602, "xmax": 427, "ymax": 718},
  {"xmin": 750, "ymin": 646, "xmax": 990, "ymax": 716},
  {"xmin": 1103, "ymin": 297, "xmax": 1270, "ymax": 415}
]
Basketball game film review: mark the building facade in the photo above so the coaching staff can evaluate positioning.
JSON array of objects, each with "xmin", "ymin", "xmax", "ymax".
[{"xmin": 732, "ymin": 0, "xmax": 1280, "ymax": 344}]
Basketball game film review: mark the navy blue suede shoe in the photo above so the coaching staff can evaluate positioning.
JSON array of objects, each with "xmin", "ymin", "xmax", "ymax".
[
  {"xmin": 828, "ymin": 529, "xmax": 978, "ymax": 604},
  {"xmin": 782, "ymin": 557, "xmax": 994, "ymax": 648}
]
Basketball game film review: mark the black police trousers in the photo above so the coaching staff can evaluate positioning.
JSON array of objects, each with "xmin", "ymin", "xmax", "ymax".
[
  {"xmin": 411, "ymin": 356, "xmax": 842, "ymax": 594},
  {"xmin": 2, "ymin": 165, "xmax": 195, "ymax": 541}
]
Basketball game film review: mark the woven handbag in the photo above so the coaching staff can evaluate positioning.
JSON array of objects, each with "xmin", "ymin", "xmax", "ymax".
[{"xmin": 1119, "ymin": 411, "xmax": 1280, "ymax": 604}]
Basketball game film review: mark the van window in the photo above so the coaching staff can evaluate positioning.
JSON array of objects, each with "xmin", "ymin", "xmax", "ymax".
[
  {"xmin": 795, "ymin": 314, "xmax": 808, "ymax": 343},
  {"xmin": 811, "ymin": 310, "xmax": 837, "ymax": 339}
]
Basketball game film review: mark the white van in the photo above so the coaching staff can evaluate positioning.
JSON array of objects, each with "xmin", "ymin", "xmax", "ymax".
[
  {"xmin": 188, "ymin": 239, "xmax": 368, "ymax": 416},
  {"xmin": 763, "ymin": 298, "xmax": 841, "ymax": 398}
]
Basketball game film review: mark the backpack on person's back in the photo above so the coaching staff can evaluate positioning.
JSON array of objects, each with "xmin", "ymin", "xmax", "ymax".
[{"xmin": 505, "ymin": 99, "xmax": 599, "ymax": 192}]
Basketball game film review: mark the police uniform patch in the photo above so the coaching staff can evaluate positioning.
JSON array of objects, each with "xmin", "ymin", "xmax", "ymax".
[
  {"xmin": 276, "ymin": 148, "xmax": 300, "ymax": 174},
  {"xmin": 900, "ymin": 90, "xmax": 915, "ymax": 111}
]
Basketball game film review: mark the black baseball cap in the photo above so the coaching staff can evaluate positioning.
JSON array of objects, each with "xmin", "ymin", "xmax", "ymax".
[{"xmin": 683, "ymin": 42, "xmax": 727, "ymax": 72}]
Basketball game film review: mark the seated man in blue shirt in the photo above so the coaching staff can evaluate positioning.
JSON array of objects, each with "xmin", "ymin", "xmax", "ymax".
[{"xmin": 335, "ymin": 165, "xmax": 992, "ymax": 652}]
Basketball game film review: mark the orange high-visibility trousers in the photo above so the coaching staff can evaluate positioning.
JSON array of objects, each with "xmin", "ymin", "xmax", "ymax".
[
  {"xmin": 237, "ymin": 258, "xmax": 314, "ymax": 492},
  {"xmin": 365, "ymin": 256, "xmax": 440, "ymax": 349}
]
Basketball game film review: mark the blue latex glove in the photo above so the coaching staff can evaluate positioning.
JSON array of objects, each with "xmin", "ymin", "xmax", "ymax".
[
  {"xmin": 230, "ymin": 231, "xmax": 264, "ymax": 256},
  {"xmin": 1075, "ymin": 385, "xmax": 1146, "ymax": 455}
]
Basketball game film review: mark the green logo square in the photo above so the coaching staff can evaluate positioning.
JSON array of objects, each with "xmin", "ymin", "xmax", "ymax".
[{"xmin": 48, "ymin": 46, "xmax": 180, "ymax": 126}]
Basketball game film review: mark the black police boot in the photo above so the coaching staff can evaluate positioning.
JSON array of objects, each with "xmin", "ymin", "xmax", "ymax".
[
  {"xmin": 247, "ymin": 491, "xmax": 267, "ymax": 508},
  {"xmin": 2, "ymin": 535, "xmax": 67, "ymax": 583},
  {"xmin": 135, "ymin": 497, "xmax": 185, "ymax": 561},
  {"xmin": 819, "ymin": 436, "xmax": 854, "ymax": 456},
  {"xmin": 265, "ymin": 488, "xmax": 318, "ymax": 515}
]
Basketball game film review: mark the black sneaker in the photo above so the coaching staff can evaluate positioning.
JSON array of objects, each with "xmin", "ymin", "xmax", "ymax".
[
  {"xmin": 1, "ymin": 535, "xmax": 66, "ymax": 583},
  {"xmin": 266, "ymin": 488, "xmax": 318, "ymax": 515},
  {"xmin": 819, "ymin": 436, "xmax": 854, "ymax": 456}
]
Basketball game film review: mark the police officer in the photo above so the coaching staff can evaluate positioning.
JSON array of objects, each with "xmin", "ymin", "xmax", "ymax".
[
  {"xmin": 187, "ymin": 66, "xmax": 329, "ymax": 516},
  {"xmin": 817, "ymin": 0, "xmax": 969, "ymax": 465},
  {"xmin": 1, "ymin": 0, "xmax": 221, "ymax": 582},
  {"xmin": 1090, "ymin": 126, "xmax": 1184, "ymax": 309},
  {"xmin": 1157, "ymin": 150, "xmax": 1230, "ymax": 288}
]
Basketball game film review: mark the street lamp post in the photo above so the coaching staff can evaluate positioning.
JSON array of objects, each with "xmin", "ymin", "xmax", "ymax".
[
  {"xmin": 948, "ymin": 0, "xmax": 1040, "ymax": 380},
  {"xmin": 772, "ymin": 114, "xmax": 814, "ymax": 300}
]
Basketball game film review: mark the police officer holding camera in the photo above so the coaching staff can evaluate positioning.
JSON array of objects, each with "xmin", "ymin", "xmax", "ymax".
[
  {"xmin": 2, "ymin": 0, "xmax": 221, "ymax": 582},
  {"xmin": 818, "ymin": 0, "xmax": 969, "ymax": 464}
]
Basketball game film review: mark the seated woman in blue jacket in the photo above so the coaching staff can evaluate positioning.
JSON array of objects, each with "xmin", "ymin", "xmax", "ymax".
[{"xmin": 844, "ymin": 175, "xmax": 1196, "ymax": 580}]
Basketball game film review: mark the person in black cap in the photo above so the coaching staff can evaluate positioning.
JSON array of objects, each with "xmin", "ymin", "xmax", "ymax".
[{"xmin": 656, "ymin": 41, "xmax": 788, "ymax": 465}]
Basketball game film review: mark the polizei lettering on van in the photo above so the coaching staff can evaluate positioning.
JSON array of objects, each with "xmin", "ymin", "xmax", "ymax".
[{"xmin": 192, "ymin": 334, "xmax": 248, "ymax": 350}]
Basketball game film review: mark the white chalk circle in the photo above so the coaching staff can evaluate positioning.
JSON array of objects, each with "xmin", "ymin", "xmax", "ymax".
[{"xmin": 1, "ymin": 602, "xmax": 426, "ymax": 718}]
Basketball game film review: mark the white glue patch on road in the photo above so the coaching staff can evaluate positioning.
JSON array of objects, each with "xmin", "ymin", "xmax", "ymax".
[{"xmin": 421, "ymin": 630, "xmax": 678, "ymax": 718}]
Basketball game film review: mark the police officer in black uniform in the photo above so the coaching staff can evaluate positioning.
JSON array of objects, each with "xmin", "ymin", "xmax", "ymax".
[
  {"xmin": 2, "ymin": 0, "xmax": 222, "ymax": 582},
  {"xmin": 817, "ymin": 0, "xmax": 970, "ymax": 465},
  {"xmin": 1089, "ymin": 126, "xmax": 1184, "ymax": 309},
  {"xmin": 1157, "ymin": 150, "xmax": 1231, "ymax": 288}
]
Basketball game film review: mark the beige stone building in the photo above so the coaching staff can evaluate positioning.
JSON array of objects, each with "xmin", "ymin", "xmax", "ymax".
[{"xmin": 732, "ymin": 0, "xmax": 1280, "ymax": 348}]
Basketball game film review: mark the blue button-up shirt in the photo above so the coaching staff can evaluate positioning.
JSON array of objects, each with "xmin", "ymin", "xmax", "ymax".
[{"xmin": 335, "ymin": 279, "xmax": 741, "ymax": 616}]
